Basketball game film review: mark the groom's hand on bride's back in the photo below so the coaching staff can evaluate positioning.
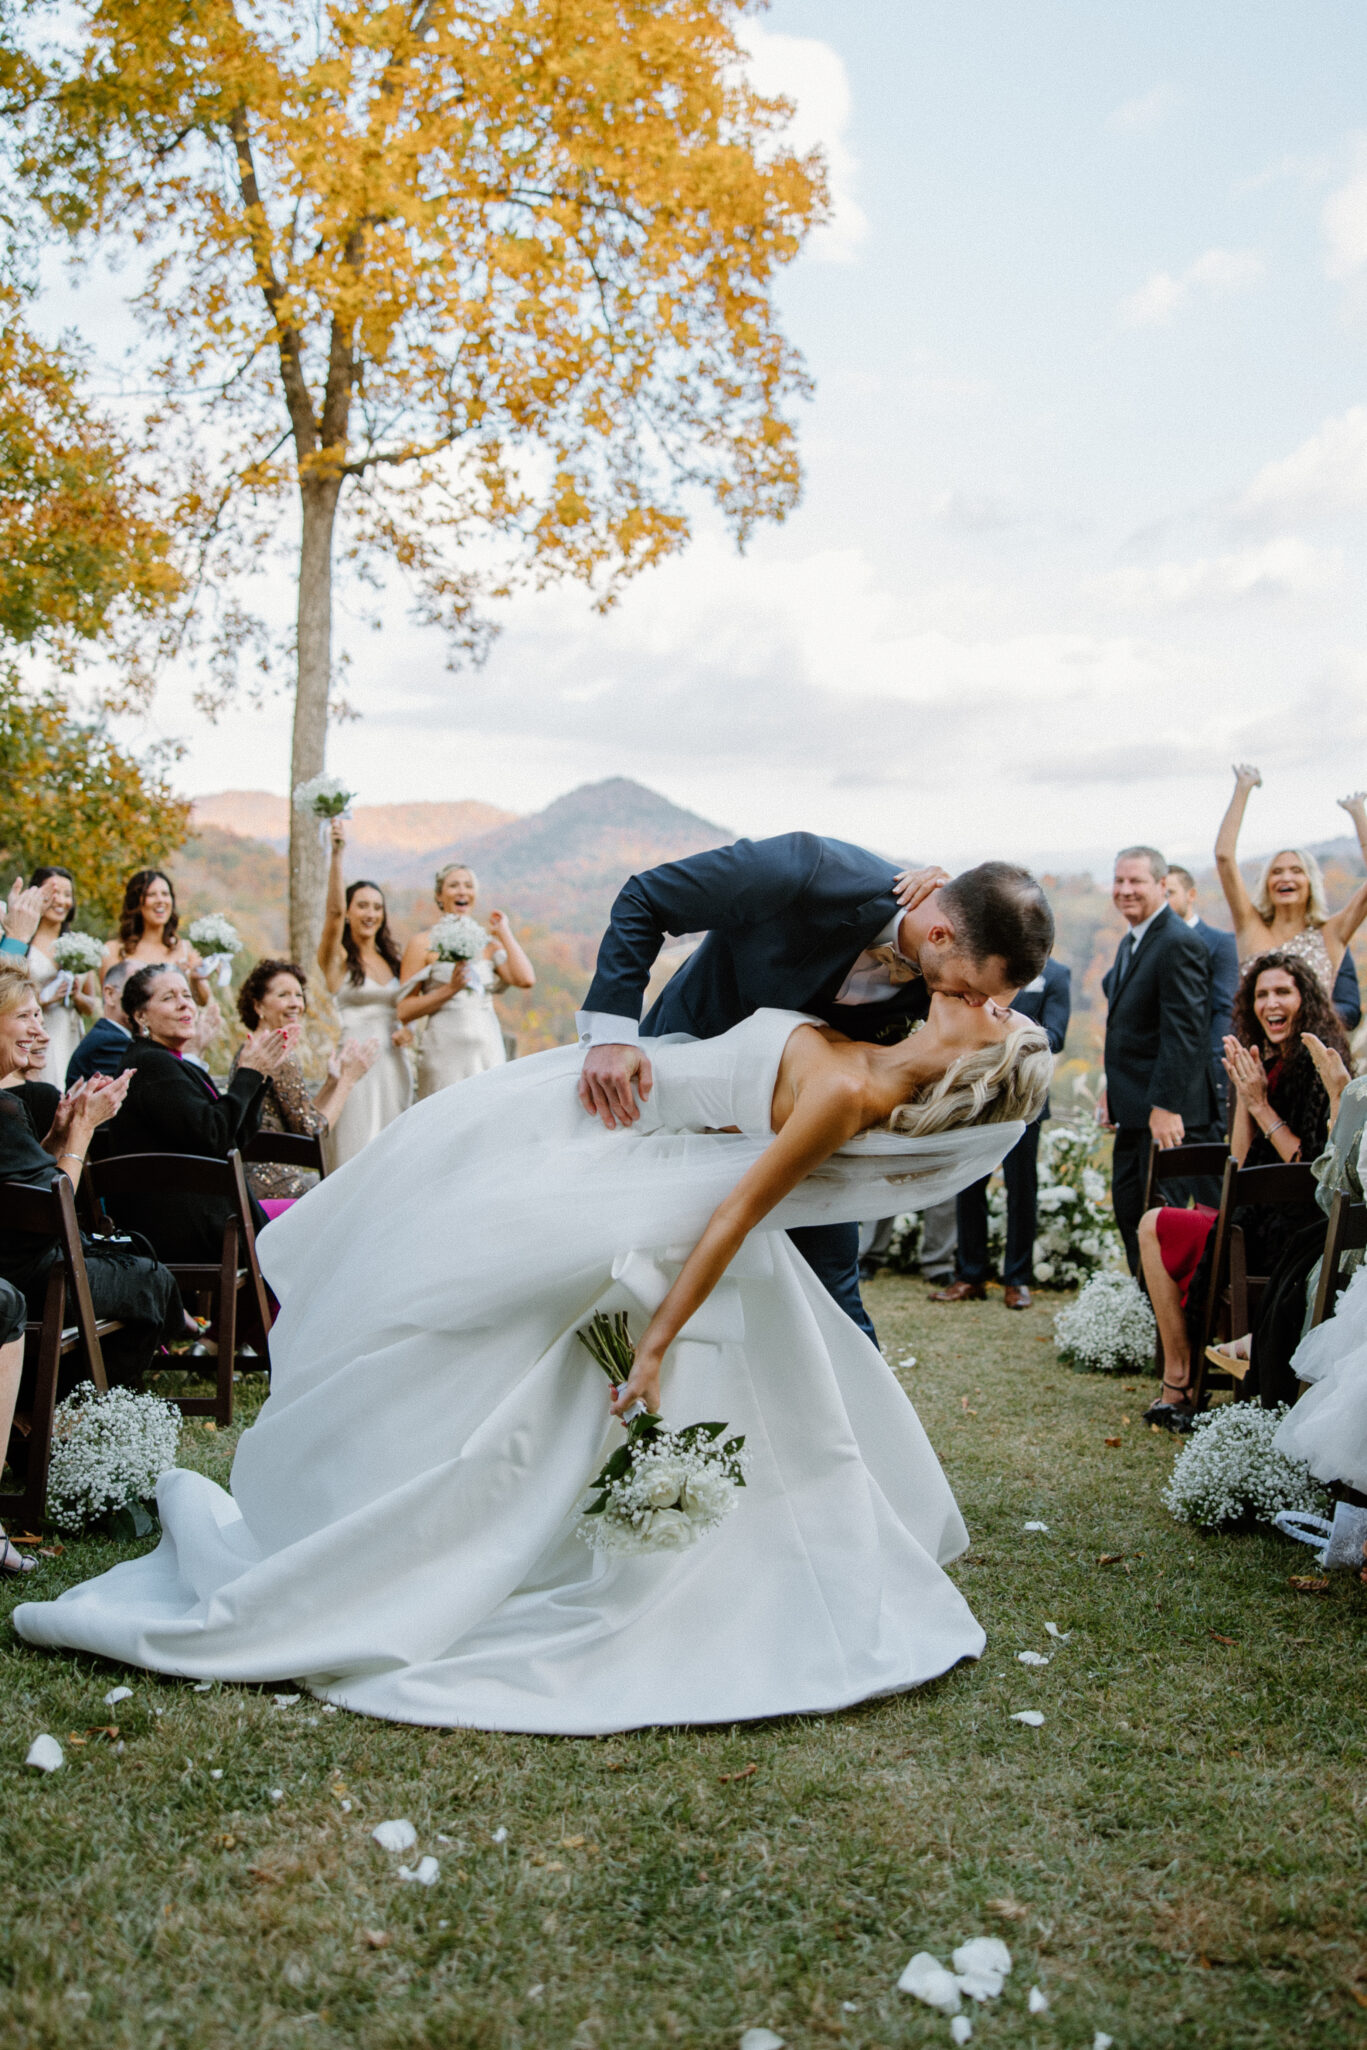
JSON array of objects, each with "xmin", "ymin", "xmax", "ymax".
[{"xmin": 578, "ymin": 1044, "xmax": 655, "ymax": 1129}]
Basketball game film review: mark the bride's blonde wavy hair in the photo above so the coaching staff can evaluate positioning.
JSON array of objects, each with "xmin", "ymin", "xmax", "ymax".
[{"xmin": 885, "ymin": 1022, "xmax": 1054, "ymax": 1137}]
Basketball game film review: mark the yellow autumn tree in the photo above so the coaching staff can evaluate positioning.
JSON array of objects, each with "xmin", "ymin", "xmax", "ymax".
[{"xmin": 8, "ymin": 0, "xmax": 826, "ymax": 956}]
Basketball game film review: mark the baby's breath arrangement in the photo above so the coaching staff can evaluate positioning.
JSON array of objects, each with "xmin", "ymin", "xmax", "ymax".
[
  {"xmin": 575, "ymin": 1313, "xmax": 748, "ymax": 1555},
  {"xmin": 1163, "ymin": 1403, "xmax": 1330, "ymax": 1529},
  {"xmin": 46, "ymin": 1384, "xmax": 181, "ymax": 1534},
  {"xmin": 429, "ymin": 913, "xmax": 489, "ymax": 963},
  {"xmin": 50, "ymin": 931, "xmax": 104, "ymax": 976},
  {"xmin": 1053, "ymin": 1271, "xmax": 1156, "ymax": 1374}
]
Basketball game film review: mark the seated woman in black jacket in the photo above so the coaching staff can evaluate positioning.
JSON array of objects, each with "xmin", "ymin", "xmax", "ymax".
[
  {"xmin": 0, "ymin": 962, "xmax": 187, "ymax": 1423},
  {"xmin": 102, "ymin": 964, "xmax": 290, "ymax": 1263}
]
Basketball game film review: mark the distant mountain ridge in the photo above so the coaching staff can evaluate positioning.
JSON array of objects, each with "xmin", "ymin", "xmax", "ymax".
[
  {"xmin": 191, "ymin": 790, "xmax": 516, "ymax": 876},
  {"xmin": 387, "ymin": 776, "xmax": 732, "ymax": 934}
]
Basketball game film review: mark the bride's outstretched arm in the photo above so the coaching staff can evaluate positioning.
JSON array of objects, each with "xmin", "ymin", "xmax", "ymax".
[{"xmin": 609, "ymin": 1074, "xmax": 868, "ymax": 1417}]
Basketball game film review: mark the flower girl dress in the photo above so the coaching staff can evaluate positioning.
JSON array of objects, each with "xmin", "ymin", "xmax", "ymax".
[{"xmin": 16, "ymin": 1011, "xmax": 1020, "ymax": 1733}]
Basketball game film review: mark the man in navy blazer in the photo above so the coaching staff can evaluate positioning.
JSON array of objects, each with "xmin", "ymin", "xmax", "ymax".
[
  {"xmin": 1163, "ymin": 867, "xmax": 1238, "ymax": 1121},
  {"xmin": 1103, "ymin": 847, "xmax": 1215, "ymax": 1272},
  {"xmin": 65, "ymin": 963, "xmax": 133, "ymax": 1087},
  {"xmin": 931, "ymin": 956, "xmax": 1071, "ymax": 1311},
  {"xmin": 578, "ymin": 833, "xmax": 1055, "ymax": 1339}
]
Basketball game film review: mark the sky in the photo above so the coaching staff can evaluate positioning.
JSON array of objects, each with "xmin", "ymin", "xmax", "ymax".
[{"xmin": 39, "ymin": 1, "xmax": 1367, "ymax": 874}]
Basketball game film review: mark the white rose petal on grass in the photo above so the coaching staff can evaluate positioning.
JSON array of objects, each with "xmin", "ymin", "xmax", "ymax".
[
  {"xmin": 952, "ymin": 1936, "xmax": 1012, "ymax": 2001},
  {"xmin": 209, "ymin": 1769, "xmax": 223, "ymax": 1780},
  {"xmin": 1094, "ymin": 2036, "xmax": 1115, "ymax": 2050},
  {"xmin": 1010, "ymin": 1711, "xmax": 1045, "ymax": 1728},
  {"xmin": 1028, "ymin": 1985, "xmax": 1050, "ymax": 2013},
  {"xmin": 372, "ymin": 1819, "xmax": 418, "ymax": 1854},
  {"xmin": 1023, "ymin": 1521, "xmax": 1049, "ymax": 1532},
  {"xmin": 25, "ymin": 1735, "xmax": 64, "ymax": 1773},
  {"xmin": 398, "ymin": 1856, "xmax": 440, "ymax": 1886},
  {"xmin": 272, "ymin": 1694, "xmax": 300, "ymax": 1708},
  {"xmin": 897, "ymin": 1954, "xmax": 961, "ymax": 2013},
  {"xmin": 1017, "ymin": 1651, "xmax": 1049, "ymax": 1667},
  {"xmin": 104, "ymin": 1685, "xmax": 133, "ymax": 1707},
  {"xmin": 1044, "ymin": 1622, "xmax": 1071, "ymax": 1641},
  {"xmin": 192, "ymin": 1680, "xmax": 212, "ymax": 1691},
  {"xmin": 491, "ymin": 1827, "xmax": 508, "ymax": 1845},
  {"xmin": 950, "ymin": 2020, "xmax": 974, "ymax": 2047},
  {"xmin": 269, "ymin": 1789, "xmax": 283, "ymax": 1803},
  {"xmin": 740, "ymin": 2031, "xmax": 786, "ymax": 2050}
]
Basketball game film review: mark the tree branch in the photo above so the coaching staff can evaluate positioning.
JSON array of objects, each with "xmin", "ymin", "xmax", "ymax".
[{"xmin": 226, "ymin": 103, "xmax": 318, "ymax": 457}]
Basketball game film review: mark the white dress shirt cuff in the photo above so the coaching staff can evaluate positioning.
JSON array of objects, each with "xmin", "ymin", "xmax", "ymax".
[{"xmin": 575, "ymin": 1010, "xmax": 641, "ymax": 1049}]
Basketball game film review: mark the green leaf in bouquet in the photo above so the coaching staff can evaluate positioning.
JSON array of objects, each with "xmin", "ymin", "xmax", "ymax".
[{"xmin": 107, "ymin": 1500, "xmax": 156, "ymax": 1540}]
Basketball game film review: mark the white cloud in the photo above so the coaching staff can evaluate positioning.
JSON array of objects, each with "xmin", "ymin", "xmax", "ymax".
[
  {"xmin": 1120, "ymin": 247, "xmax": 1264, "ymax": 327},
  {"xmin": 1107, "ymin": 85, "xmax": 1174, "ymax": 135},
  {"xmin": 738, "ymin": 25, "xmax": 868, "ymax": 264},
  {"xmin": 1094, "ymin": 536, "xmax": 1342, "ymax": 609},
  {"xmin": 1235, "ymin": 406, "xmax": 1367, "ymax": 526},
  {"xmin": 1322, "ymin": 139, "xmax": 1367, "ymax": 279}
]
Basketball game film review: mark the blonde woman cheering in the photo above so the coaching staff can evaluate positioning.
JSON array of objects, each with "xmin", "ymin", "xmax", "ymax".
[{"xmin": 397, "ymin": 862, "xmax": 535, "ymax": 1098}]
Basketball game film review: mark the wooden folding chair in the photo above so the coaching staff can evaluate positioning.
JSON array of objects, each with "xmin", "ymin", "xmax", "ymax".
[
  {"xmin": 84, "ymin": 1149, "xmax": 272, "ymax": 1426},
  {"xmin": 1309, "ymin": 1190, "xmax": 1367, "ymax": 1330},
  {"xmin": 0, "ymin": 1176, "xmax": 118, "ymax": 1533},
  {"xmin": 242, "ymin": 1129, "xmax": 327, "ymax": 1179},
  {"xmin": 1192, "ymin": 1157, "xmax": 1318, "ymax": 1409},
  {"xmin": 1141, "ymin": 1140, "xmax": 1230, "ymax": 1214}
]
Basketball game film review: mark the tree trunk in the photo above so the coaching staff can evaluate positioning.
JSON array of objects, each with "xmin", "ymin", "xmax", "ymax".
[{"xmin": 289, "ymin": 476, "xmax": 342, "ymax": 964}]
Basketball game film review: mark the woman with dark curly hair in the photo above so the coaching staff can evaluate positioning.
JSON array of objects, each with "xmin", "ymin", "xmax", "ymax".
[
  {"xmin": 1137, "ymin": 950, "xmax": 1348, "ymax": 1429},
  {"xmin": 229, "ymin": 959, "xmax": 377, "ymax": 1210},
  {"xmin": 101, "ymin": 869, "xmax": 211, "ymax": 1008}
]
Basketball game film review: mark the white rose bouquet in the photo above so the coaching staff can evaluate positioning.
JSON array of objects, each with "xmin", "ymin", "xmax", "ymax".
[
  {"xmin": 50, "ymin": 931, "xmax": 104, "ymax": 977},
  {"xmin": 575, "ymin": 1312, "xmax": 749, "ymax": 1556},
  {"xmin": 186, "ymin": 913, "xmax": 243, "ymax": 988},
  {"xmin": 46, "ymin": 1383, "xmax": 181, "ymax": 1535},
  {"xmin": 293, "ymin": 771, "xmax": 356, "ymax": 821}
]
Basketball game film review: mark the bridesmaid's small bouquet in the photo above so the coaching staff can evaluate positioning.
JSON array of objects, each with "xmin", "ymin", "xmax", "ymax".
[
  {"xmin": 186, "ymin": 913, "xmax": 243, "ymax": 988},
  {"xmin": 430, "ymin": 914, "xmax": 488, "ymax": 962},
  {"xmin": 575, "ymin": 1312, "xmax": 749, "ymax": 1556},
  {"xmin": 293, "ymin": 771, "xmax": 355, "ymax": 821},
  {"xmin": 50, "ymin": 932, "xmax": 104, "ymax": 977}
]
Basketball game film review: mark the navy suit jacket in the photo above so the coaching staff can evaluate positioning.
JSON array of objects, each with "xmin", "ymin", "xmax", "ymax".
[
  {"xmin": 1190, "ymin": 919, "xmax": 1238, "ymax": 1052},
  {"xmin": 1102, "ymin": 903, "xmax": 1214, "ymax": 1130},
  {"xmin": 65, "ymin": 1017, "xmax": 132, "ymax": 1087},
  {"xmin": 1013, "ymin": 958, "xmax": 1071, "ymax": 1123},
  {"xmin": 584, "ymin": 833, "xmax": 934, "ymax": 1043},
  {"xmin": 1332, "ymin": 948, "xmax": 1362, "ymax": 1031}
]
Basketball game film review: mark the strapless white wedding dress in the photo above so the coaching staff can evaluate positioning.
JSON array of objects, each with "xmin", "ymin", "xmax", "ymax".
[{"xmin": 15, "ymin": 1011, "xmax": 1021, "ymax": 1733}]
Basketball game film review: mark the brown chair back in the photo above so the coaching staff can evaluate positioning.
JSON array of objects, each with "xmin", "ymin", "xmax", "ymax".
[
  {"xmin": 1141, "ymin": 1141, "xmax": 1229, "ymax": 1213},
  {"xmin": 242, "ymin": 1129, "xmax": 326, "ymax": 1177},
  {"xmin": 1193, "ymin": 1156, "xmax": 1320, "ymax": 1407}
]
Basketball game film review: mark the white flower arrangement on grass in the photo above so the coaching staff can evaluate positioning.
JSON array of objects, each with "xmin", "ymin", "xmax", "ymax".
[
  {"xmin": 46, "ymin": 1383, "xmax": 181, "ymax": 1534},
  {"xmin": 1162, "ymin": 1402, "xmax": 1331, "ymax": 1529},
  {"xmin": 429, "ymin": 914, "xmax": 489, "ymax": 963},
  {"xmin": 575, "ymin": 1312, "xmax": 748, "ymax": 1555},
  {"xmin": 293, "ymin": 771, "xmax": 355, "ymax": 820},
  {"xmin": 50, "ymin": 931, "xmax": 104, "ymax": 976},
  {"xmin": 1054, "ymin": 1272, "xmax": 1157, "ymax": 1375}
]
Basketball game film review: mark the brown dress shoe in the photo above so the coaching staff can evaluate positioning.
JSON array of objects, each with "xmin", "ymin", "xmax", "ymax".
[
  {"xmin": 1003, "ymin": 1284, "xmax": 1032, "ymax": 1310},
  {"xmin": 928, "ymin": 1280, "xmax": 987, "ymax": 1303}
]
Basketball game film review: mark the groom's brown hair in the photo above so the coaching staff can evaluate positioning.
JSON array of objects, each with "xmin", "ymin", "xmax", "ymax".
[{"xmin": 939, "ymin": 863, "xmax": 1054, "ymax": 989}]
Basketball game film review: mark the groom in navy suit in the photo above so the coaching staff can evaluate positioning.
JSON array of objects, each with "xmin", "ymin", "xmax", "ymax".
[{"xmin": 578, "ymin": 833, "xmax": 1055, "ymax": 1340}]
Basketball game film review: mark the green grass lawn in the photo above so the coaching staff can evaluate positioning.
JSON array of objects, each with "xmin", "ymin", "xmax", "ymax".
[{"xmin": 2, "ymin": 1277, "xmax": 1364, "ymax": 2050}]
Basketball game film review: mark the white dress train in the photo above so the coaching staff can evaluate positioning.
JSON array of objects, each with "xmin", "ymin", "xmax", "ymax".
[
  {"xmin": 15, "ymin": 1011, "xmax": 1021, "ymax": 1734},
  {"xmin": 321, "ymin": 976, "xmax": 414, "ymax": 1169},
  {"xmin": 1276, "ymin": 1260, "xmax": 1367, "ymax": 1493}
]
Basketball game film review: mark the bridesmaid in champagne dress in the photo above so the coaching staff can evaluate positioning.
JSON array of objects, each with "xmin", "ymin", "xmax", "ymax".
[
  {"xmin": 316, "ymin": 822, "xmax": 415, "ymax": 1169},
  {"xmin": 397, "ymin": 862, "xmax": 535, "ymax": 1098},
  {"xmin": 1214, "ymin": 768, "xmax": 1367, "ymax": 1003}
]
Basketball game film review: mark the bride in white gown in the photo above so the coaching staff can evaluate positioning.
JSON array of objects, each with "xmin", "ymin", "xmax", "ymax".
[{"xmin": 15, "ymin": 1000, "xmax": 1051, "ymax": 1734}]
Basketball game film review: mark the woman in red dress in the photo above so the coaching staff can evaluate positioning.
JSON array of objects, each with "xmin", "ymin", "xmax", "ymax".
[{"xmin": 1137, "ymin": 951, "xmax": 1346, "ymax": 1429}]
